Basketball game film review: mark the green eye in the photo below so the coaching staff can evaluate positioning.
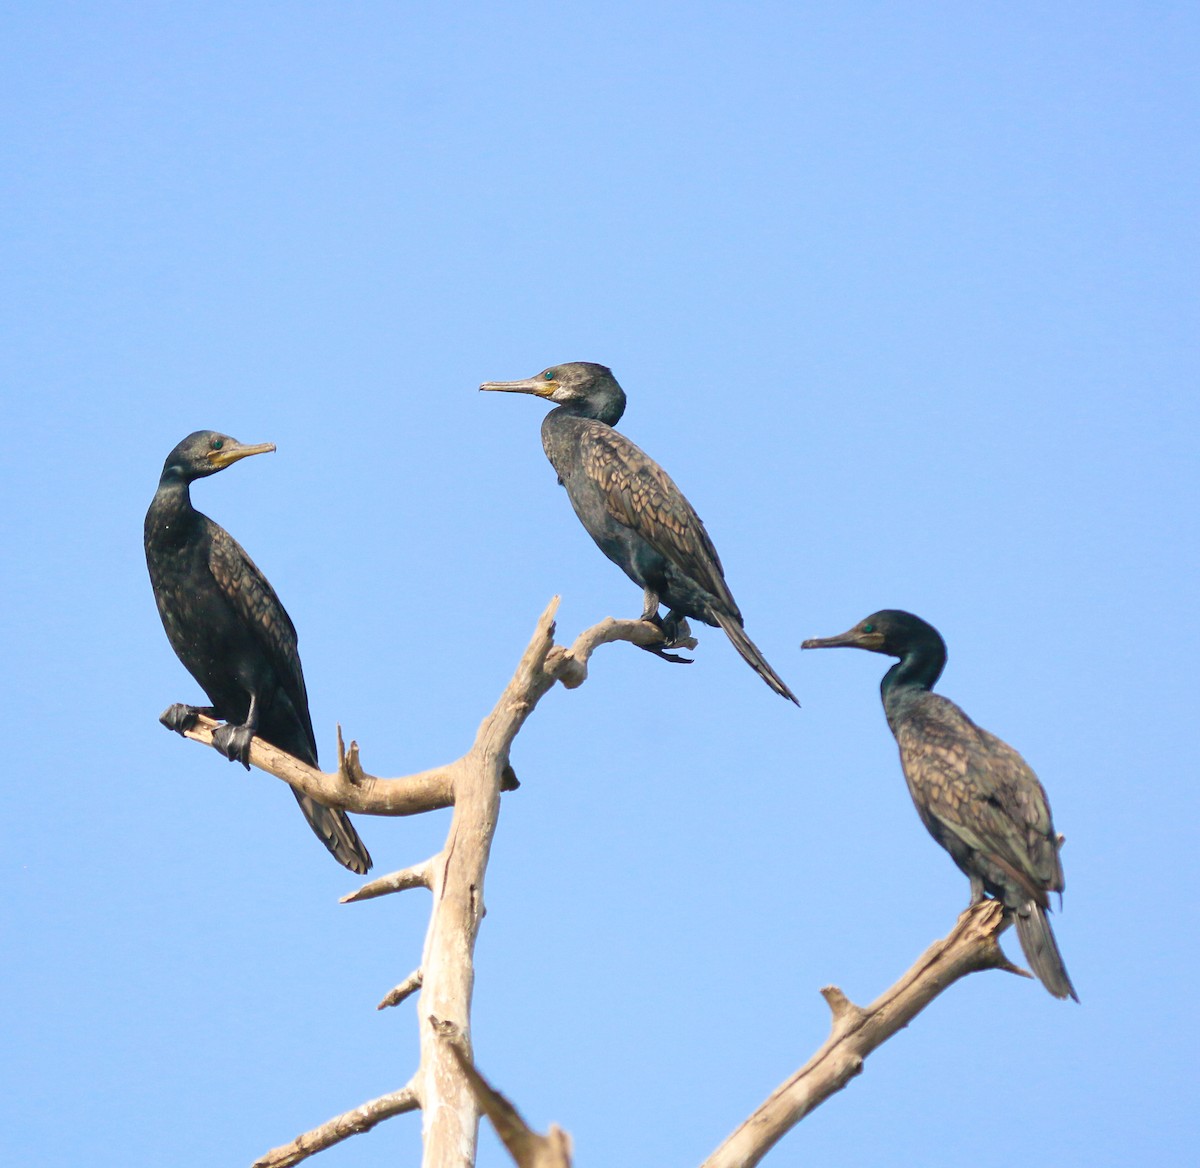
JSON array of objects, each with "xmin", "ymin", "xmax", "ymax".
[
  {"xmin": 862, "ymin": 623, "xmax": 875, "ymax": 634},
  {"xmin": 211, "ymin": 438, "xmax": 224, "ymax": 451},
  {"xmin": 543, "ymin": 370, "xmax": 555, "ymax": 381}
]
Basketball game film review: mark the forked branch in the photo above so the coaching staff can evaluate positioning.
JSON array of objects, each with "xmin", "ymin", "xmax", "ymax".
[
  {"xmin": 166, "ymin": 604, "xmax": 1031, "ymax": 1168},
  {"xmin": 165, "ymin": 600, "xmax": 675, "ymax": 814},
  {"xmin": 427, "ymin": 901, "xmax": 1026, "ymax": 1168},
  {"xmin": 700, "ymin": 899, "xmax": 1028, "ymax": 1168},
  {"xmin": 236, "ymin": 599, "xmax": 688, "ymax": 1168},
  {"xmin": 166, "ymin": 714, "xmax": 466, "ymax": 815}
]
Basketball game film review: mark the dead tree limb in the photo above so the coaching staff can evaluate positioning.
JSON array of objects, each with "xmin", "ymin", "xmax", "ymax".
[
  {"xmin": 445, "ymin": 1034, "xmax": 573, "ymax": 1168},
  {"xmin": 251, "ymin": 1081, "xmax": 420, "ymax": 1168},
  {"xmin": 166, "ymin": 619, "xmax": 673, "ymax": 818},
  {"xmin": 700, "ymin": 899, "xmax": 1029, "ymax": 1168},
  {"xmin": 165, "ymin": 601, "xmax": 1036, "ymax": 1168},
  {"xmin": 378, "ymin": 969, "xmax": 424, "ymax": 1010},
  {"xmin": 216, "ymin": 598, "xmax": 682, "ymax": 1168},
  {"xmin": 423, "ymin": 906, "xmax": 1023, "ymax": 1168},
  {"xmin": 169, "ymin": 717, "xmax": 465, "ymax": 816},
  {"xmin": 410, "ymin": 596, "xmax": 565, "ymax": 1168},
  {"xmin": 340, "ymin": 859, "xmax": 435, "ymax": 903}
]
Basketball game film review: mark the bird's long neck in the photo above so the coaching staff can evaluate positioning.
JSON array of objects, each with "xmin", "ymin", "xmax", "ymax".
[
  {"xmin": 550, "ymin": 394, "xmax": 625, "ymax": 428},
  {"xmin": 146, "ymin": 471, "xmax": 200, "ymax": 546},
  {"xmin": 541, "ymin": 400, "xmax": 624, "ymax": 483},
  {"xmin": 880, "ymin": 637, "xmax": 946, "ymax": 710}
]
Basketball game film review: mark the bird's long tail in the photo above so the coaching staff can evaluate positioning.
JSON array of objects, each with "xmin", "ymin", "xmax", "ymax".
[
  {"xmin": 291, "ymin": 787, "xmax": 373, "ymax": 875},
  {"xmin": 1015, "ymin": 901, "xmax": 1078, "ymax": 1001},
  {"xmin": 710, "ymin": 609, "xmax": 800, "ymax": 704}
]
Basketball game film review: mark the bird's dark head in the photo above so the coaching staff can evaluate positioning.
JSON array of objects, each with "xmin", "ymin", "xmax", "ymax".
[
  {"xmin": 160, "ymin": 430, "xmax": 276, "ymax": 483},
  {"xmin": 802, "ymin": 609, "xmax": 945, "ymax": 660},
  {"xmin": 480, "ymin": 362, "xmax": 626, "ymax": 425}
]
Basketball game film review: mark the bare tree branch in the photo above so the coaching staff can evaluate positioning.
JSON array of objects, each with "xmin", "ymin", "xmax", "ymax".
[
  {"xmin": 180, "ymin": 597, "xmax": 708, "ymax": 1168},
  {"xmin": 378, "ymin": 969, "xmax": 424, "ymax": 1010},
  {"xmin": 411, "ymin": 598, "xmax": 562, "ymax": 1168},
  {"xmin": 167, "ymin": 714, "xmax": 463, "ymax": 814},
  {"xmin": 340, "ymin": 858, "xmax": 435, "ymax": 903},
  {"xmin": 445, "ymin": 1036, "xmax": 573, "ymax": 1168},
  {"xmin": 700, "ymin": 900, "xmax": 1028, "ymax": 1168},
  {"xmin": 250, "ymin": 1081, "xmax": 420, "ymax": 1168},
  {"xmin": 161, "ymin": 601, "xmax": 664, "ymax": 815},
  {"xmin": 547, "ymin": 616, "xmax": 698, "ymax": 688},
  {"xmin": 166, "ymin": 604, "xmax": 1033, "ymax": 1168},
  {"xmin": 411, "ymin": 599, "xmax": 698, "ymax": 1168}
]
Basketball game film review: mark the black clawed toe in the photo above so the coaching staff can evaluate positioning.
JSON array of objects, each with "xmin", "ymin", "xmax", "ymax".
[
  {"xmin": 160, "ymin": 703, "xmax": 200, "ymax": 734},
  {"xmin": 211, "ymin": 722, "xmax": 254, "ymax": 769},
  {"xmin": 636, "ymin": 614, "xmax": 695, "ymax": 664},
  {"xmin": 661, "ymin": 614, "xmax": 692, "ymax": 647},
  {"xmin": 640, "ymin": 643, "xmax": 694, "ymax": 665}
]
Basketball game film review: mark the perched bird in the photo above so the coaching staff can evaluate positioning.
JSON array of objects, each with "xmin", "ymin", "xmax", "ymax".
[
  {"xmin": 480, "ymin": 362, "xmax": 797, "ymax": 703},
  {"xmin": 145, "ymin": 430, "xmax": 372, "ymax": 874},
  {"xmin": 802, "ymin": 610, "xmax": 1076, "ymax": 1000}
]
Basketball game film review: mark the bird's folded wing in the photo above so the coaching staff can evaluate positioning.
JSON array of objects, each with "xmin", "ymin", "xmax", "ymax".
[
  {"xmin": 207, "ymin": 524, "xmax": 317, "ymax": 758},
  {"xmin": 898, "ymin": 701, "xmax": 1061, "ymax": 898},
  {"xmin": 582, "ymin": 423, "xmax": 738, "ymax": 612}
]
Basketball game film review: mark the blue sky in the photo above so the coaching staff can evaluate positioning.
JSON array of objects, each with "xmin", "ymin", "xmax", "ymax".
[{"xmin": 2, "ymin": 4, "xmax": 1196, "ymax": 1166}]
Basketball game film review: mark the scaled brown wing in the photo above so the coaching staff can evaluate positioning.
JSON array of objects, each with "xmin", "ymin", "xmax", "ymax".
[
  {"xmin": 206, "ymin": 522, "xmax": 318, "ymax": 759},
  {"xmin": 973, "ymin": 725, "xmax": 1064, "ymax": 892},
  {"xmin": 896, "ymin": 695, "xmax": 1062, "ymax": 899},
  {"xmin": 582, "ymin": 422, "xmax": 739, "ymax": 613}
]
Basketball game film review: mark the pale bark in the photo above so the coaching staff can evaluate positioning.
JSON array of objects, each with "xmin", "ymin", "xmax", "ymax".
[
  {"xmin": 340, "ymin": 859, "xmax": 434, "ymax": 904},
  {"xmin": 251, "ymin": 1083, "xmax": 419, "ymax": 1168},
  {"xmin": 465, "ymin": 901, "xmax": 1030, "ymax": 1168},
  {"xmin": 159, "ymin": 598, "xmax": 682, "ymax": 1168},
  {"xmin": 446, "ymin": 1036, "xmax": 573, "ymax": 1168},
  {"xmin": 378, "ymin": 969, "xmax": 424, "ymax": 1010},
  {"xmin": 169, "ymin": 719, "xmax": 516, "ymax": 816},
  {"xmin": 170, "ymin": 603, "xmax": 1025, "ymax": 1168},
  {"xmin": 699, "ymin": 899, "xmax": 1029, "ymax": 1168}
]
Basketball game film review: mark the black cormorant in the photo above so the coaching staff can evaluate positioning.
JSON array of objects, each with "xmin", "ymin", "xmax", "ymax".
[
  {"xmin": 480, "ymin": 362, "xmax": 798, "ymax": 703},
  {"xmin": 144, "ymin": 430, "xmax": 372, "ymax": 874},
  {"xmin": 802, "ymin": 610, "xmax": 1076, "ymax": 1000}
]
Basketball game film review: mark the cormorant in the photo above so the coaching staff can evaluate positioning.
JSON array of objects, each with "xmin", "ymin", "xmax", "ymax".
[
  {"xmin": 144, "ymin": 430, "xmax": 372, "ymax": 874},
  {"xmin": 480, "ymin": 362, "xmax": 798, "ymax": 703},
  {"xmin": 802, "ymin": 610, "xmax": 1076, "ymax": 1000}
]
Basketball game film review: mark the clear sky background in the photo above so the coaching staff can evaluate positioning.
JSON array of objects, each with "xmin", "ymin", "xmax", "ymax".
[{"xmin": 2, "ymin": 4, "xmax": 1196, "ymax": 1166}]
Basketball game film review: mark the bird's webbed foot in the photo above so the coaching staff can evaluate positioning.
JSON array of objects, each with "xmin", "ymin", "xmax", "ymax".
[
  {"xmin": 159, "ymin": 703, "xmax": 215, "ymax": 735},
  {"xmin": 211, "ymin": 722, "xmax": 255, "ymax": 770},
  {"xmin": 659, "ymin": 611, "xmax": 693, "ymax": 647},
  {"xmin": 638, "ymin": 611, "xmax": 694, "ymax": 664}
]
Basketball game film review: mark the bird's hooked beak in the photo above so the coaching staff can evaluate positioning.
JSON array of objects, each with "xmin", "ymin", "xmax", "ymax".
[
  {"xmin": 801, "ymin": 625, "xmax": 886, "ymax": 653},
  {"xmin": 207, "ymin": 440, "xmax": 276, "ymax": 470},
  {"xmin": 479, "ymin": 376, "xmax": 557, "ymax": 400}
]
